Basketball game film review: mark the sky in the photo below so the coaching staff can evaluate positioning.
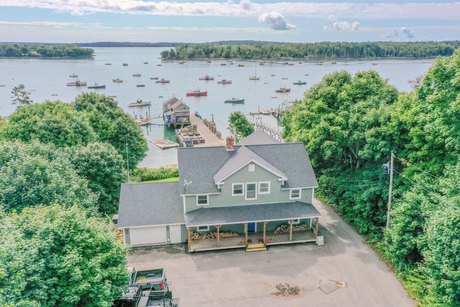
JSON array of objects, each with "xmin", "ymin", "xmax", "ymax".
[{"xmin": 0, "ymin": 0, "xmax": 459, "ymax": 43}]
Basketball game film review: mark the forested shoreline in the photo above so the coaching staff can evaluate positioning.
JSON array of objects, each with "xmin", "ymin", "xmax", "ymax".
[
  {"xmin": 0, "ymin": 44, "xmax": 94, "ymax": 58},
  {"xmin": 161, "ymin": 41, "xmax": 460, "ymax": 60},
  {"xmin": 281, "ymin": 50, "xmax": 459, "ymax": 306}
]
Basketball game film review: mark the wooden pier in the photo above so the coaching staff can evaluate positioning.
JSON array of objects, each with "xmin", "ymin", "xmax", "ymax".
[{"xmin": 189, "ymin": 114, "xmax": 224, "ymax": 147}]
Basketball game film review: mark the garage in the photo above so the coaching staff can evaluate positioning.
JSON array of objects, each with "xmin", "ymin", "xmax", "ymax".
[{"xmin": 129, "ymin": 226, "xmax": 167, "ymax": 246}]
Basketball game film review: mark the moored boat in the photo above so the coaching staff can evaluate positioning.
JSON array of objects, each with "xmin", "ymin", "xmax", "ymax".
[
  {"xmin": 136, "ymin": 84, "xmax": 145, "ymax": 87},
  {"xmin": 275, "ymin": 87, "xmax": 291, "ymax": 93},
  {"xmin": 105, "ymin": 63, "xmax": 112, "ymax": 65},
  {"xmin": 128, "ymin": 99, "xmax": 152, "ymax": 107},
  {"xmin": 144, "ymin": 61, "xmax": 148, "ymax": 64},
  {"xmin": 132, "ymin": 73, "xmax": 141, "ymax": 77},
  {"xmin": 67, "ymin": 80, "xmax": 87, "ymax": 87},
  {"xmin": 199, "ymin": 75, "xmax": 214, "ymax": 81},
  {"xmin": 155, "ymin": 78, "xmax": 170, "ymax": 84},
  {"xmin": 186, "ymin": 90, "xmax": 207, "ymax": 97},
  {"xmin": 88, "ymin": 83, "xmax": 106, "ymax": 89},
  {"xmin": 293, "ymin": 81, "xmax": 307, "ymax": 85},
  {"xmin": 150, "ymin": 77, "xmax": 159, "ymax": 80},
  {"xmin": 217, "ymin": 79, "xmax": 232, "ymax": 85},
  {"xmin": 123, "ymin": 63, "xmax": 128, "ymax": 66},
  {"xmin": 69, "ymin": 73, "xmax": 78, "ymax": 78},
  {"xmin": 179, "ymin": 61, "xmax": 186, "ymax": 64},
  {"xmin": 249, "ymin": 76, "xmax": 260, "ymax": 80},
  {"xmin": 113, "ymin": 78, "xmax": 123, "ymax": 83},
  {"xmin": 224, "ymin": 98, "xmax": 245, "ymax": 104}
]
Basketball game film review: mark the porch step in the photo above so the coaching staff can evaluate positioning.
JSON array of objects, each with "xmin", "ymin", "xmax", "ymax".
[{"xmin": 246, "ymin": 243, "xmax": 267, "ymax": 252}]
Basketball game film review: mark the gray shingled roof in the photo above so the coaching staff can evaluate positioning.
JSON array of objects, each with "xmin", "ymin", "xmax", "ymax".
[
  {"xmin": 213, "ymin": 146, "xmax": 287, "ymax": 184},
  {"xmin": 185, "ymin": 201, "xmax": 320, "ymax": 226},
  {"xmin": 238, "ymin": 129, "xmax": 281, "ymax": 145},
  {"xmin": 178, "ymin": 143, "xmax": 318, "ymax": 194},
  {"xmin": 117, "ymin": 181, "xmax": 184, "ymax": 228}
]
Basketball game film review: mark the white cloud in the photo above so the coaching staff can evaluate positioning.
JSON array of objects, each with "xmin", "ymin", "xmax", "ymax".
[
  {"xmin": 327, "ymin": 15, "xmax": 360, "ymax": 31},
  {"xmin": 258, "ymin": 12, "xmax": 295, "ymax": 30},
  {"xmin": 386, "ymin": 27, "xmax": 415, "ymax": 39},
  {"xmin": 1, "ymin": 1, "xmax": 460, "ymax": 20},
  {"xmin": 240, "ymin": 0, "xmax": 252, "ymax": 11}
]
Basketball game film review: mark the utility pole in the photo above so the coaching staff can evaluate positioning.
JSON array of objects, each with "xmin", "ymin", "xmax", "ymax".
[
  {"xmin": 125, "ymin": 139, "xmax": 130, "ymax": 182},
  {"xmin": 386, "ymin": 151, "xmax": 394, "ymax": 228}
]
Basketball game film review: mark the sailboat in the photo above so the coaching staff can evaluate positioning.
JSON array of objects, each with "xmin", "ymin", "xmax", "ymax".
[{"xmin": 249, "ymin": 65, "xmax": 260, "ymax": 80}]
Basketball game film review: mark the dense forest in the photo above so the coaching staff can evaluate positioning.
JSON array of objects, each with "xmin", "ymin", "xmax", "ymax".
[
  {"xmin": 0, "ymin": 44, "xmax": 94, "ymax": 58},
  {"xmin": 281, "ymin": 50, "xmax": 459, "ymax": 306},
  {"xmin": 160, "ymin": 41, "xmax": 460, "ymax": 60},
  {"xmin": 0, "ymin": 93, "xmax": 148, "ymax": 306}
]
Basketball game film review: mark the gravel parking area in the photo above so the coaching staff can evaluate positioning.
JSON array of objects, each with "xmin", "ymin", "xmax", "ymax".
[{"xmin": 128, "ymin": 199, "xmax": 414, "ymax": 307}]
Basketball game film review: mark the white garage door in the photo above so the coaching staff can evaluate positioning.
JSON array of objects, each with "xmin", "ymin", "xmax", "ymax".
[{"xmin": 130, "ymin": 226, "xmax": 167, "ymax": 245}]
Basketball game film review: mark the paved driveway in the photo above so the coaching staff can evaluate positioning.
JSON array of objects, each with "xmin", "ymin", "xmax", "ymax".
[{"xmin": 128, "ymin": 199, "xmax": 414, "ymax": 307}]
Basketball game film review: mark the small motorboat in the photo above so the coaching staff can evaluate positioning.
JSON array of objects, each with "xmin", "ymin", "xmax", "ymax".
[
  {"xmin": 275, "ymin": 87, "xmax": 291, "ymax": 93},
  {"xmin": 132, "ymin": 73, "xmax": 141, "ymax": 77},
  {"xmin": 217, "ymin": 79, "xmax": 232, "ymax": 85},
  {"xmin": 88, "ymin": 83, "xmax": 106, "ymax": 89},
  {"xmin": 150, "ymin": 77, "xmax": 159, "ymax": 80},
  {"xmin": 155, "ymin": 79, "xmax": 170, "ymax": 84},
  {"xmin": 113, "ymin": 78, "xmax": 123, "ymax": 83},
  {"xmin": 186, "ymin": 90, "xmax": 207, "ymax": 97},
  {"xmin": 128, "ymin": 99, "xmax": 151, "ymax": 107},
  {"xmin": 199, "ymin": 75, "xmax": 214, "ymax": 81},
  {"xmin": 136, "ymin": 84, "xmax": 145, "ymax": 87},
  {"xmin": 105, "ymin": 63, "xmax": 112, "ymax": 65},
  {"xmin": 293, "ymin": 81, "xmax": 307, "ymax": 85},
  {"xmin": 249, "ymin": 76, "xmax": 260, "ymax": 80},
  {"xmin": 67, "ymin": 80, "xmax": 87, "ymax": 87},
  {"xmin": 179, "ymin": 61, "xmax": 186, "ymax": 64},
  {"xmin": 144, "ymin": 61, "xmax": 148, "ymax": 64},
  {"xmin": 123, "ymin": 63, "xmax": 128, "ymax": 66},
  {"xmin": 69, "ymin": 73, "xmax": 78, "ymax": 78},
  {"xmin": 224, "ymin": 98, "xmax": 245, "ymax": 104}
]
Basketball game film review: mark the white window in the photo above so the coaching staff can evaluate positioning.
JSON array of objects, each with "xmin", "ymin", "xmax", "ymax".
[
  {"xmin": 248, "ymin": 163, "xmax": 255, "ymax": 172},
  {"xmin": 292, "ymin": 219, "xmax": 300, "ymax": 225},
  {"xmin": 258, "ymin": 181, "xmax": 271, "ymax": 194},
  {"xmin": 245, "ymin": 182, "xmax": 257, "ymax": 200},
  {"xmin": 232, "ymin": 183, "xmax": 244, "ymax": 196},
  {"xmin": 196, "ymin": 195, "xmax": 209, "ymax": 206},
  {"xmin": 197, "ymin": 225, "xmax": 209, "ymax": 232},
  {"xmin": 290, "ymin": 189, "xmax": 301, "ymax": 200}
]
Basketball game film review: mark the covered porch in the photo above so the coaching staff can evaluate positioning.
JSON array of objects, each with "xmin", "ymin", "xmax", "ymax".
[{"xmin": 185, "ymin": 202, "xmax": 322, "ymax": 252}]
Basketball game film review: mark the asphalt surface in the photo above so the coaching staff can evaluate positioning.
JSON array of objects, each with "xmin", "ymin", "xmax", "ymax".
[{"xmin": 128, "ymin": 199, "xmax": 414, "ymax": 307}]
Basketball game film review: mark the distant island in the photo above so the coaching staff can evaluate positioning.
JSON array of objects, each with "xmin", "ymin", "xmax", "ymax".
[
  {"xmin": 160, "ymin": 41, "xmax": 460, "ymax": 60},
  {"xmin": 0, "ymin": 44, "xmax": 94, "ymax": 58}
]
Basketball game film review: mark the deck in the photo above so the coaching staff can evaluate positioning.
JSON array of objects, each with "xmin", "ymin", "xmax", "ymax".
[
  {"xmin": 189, "ymin": 229, "xmax": 317, "ymax": 252},
  {"xmin": 189, "ymin": 114, "xmax": 224, "ymax": 147}
]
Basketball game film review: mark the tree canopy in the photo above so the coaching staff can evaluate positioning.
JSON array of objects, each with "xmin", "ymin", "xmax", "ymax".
[
  {"xmin": 73, "ymin": 93, "xmax": 148, "ymax": 170},
  {"xmin": 0, "ymin": 142, "xmax": 96, "ymax": 213},
  {"xmin": 0, "ymin": 204, "xmax": 127, "ymax": 306},
  {"xmin": 161, "ymin": 41, "xmax": 460, "ymax": 60},
  {"xmin": 228, "ymin": 111, "xmax": 254, "ymax": 142},
  {"xmin": 0, "ymin": 44, "xmax": 93, "ymax": 58},
  {"xmin": 4, "ymin": 101, "xmax": 96, "ymax": 147},
  {"xmin": 67, "ymin": 142, "xmax": 126, "ymax": 214},
  {"xmin": 281, "ymin": 50, "xmax": 460, "ymax": 306}
]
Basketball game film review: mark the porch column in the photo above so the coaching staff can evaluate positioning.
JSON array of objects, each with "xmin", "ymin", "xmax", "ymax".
[
  {"xmin": 263, "ymin": 221, "xmax": 268, "ymax": 243},
  {"xmin": 289, "ymin": 220, "xmax": 293, "ymax": 241},
  {"xmin": 187, "ymin": 227, "xmax": 192, "ymax": 251},
  {"xmin": 216, "ymin": 225, "xmax": 221, "ymax": 246},
  {"xmin": 315, "ymin": 218, "xmax": 319, "ymax": 238},
  {"xmin": 245, "ymin": 223, "xmax": 248, "ymax": 244}
]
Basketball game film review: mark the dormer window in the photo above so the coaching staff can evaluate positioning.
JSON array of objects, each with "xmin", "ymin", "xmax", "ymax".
[
  {"xmin": 196, "ymin": 195, "xmax": 209, "ymax": 206},
  {"xmin": 248, "ymin": 163, "xmax": 255, "ymax": 172},
  {"xmin": 290, "ymin": 189, "xmax": 301, "ymax": 200}
]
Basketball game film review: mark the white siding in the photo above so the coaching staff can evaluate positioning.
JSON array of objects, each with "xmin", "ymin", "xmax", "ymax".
[{"xmin": 169, "ymin": 225, "xmax": 182, "ymax": 243}]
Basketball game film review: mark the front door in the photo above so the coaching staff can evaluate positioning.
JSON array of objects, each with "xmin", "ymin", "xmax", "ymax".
[{"xmin": 247, "ymin": 222, "xmax": 256, "ymax": 232}]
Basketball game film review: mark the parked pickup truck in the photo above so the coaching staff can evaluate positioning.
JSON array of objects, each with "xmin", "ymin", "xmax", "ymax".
[
  {"xmin": 129, "ymin": 267, "xmax": 167, "ymax": 291},
  {"xmin": 114, "ymin": 268, "xmax": 179, "ymax": 307}
]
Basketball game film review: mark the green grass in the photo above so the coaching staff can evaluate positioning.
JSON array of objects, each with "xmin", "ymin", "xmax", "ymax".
[{"xmin": 150, "ymin": 177, "xmax": 179, "ymax": 182}]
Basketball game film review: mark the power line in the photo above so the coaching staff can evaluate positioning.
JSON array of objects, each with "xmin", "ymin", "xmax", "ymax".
[
  {"xmin": 393, "ymin": 169, "xmax": 455, "ymax": 208},
  {"xmin": 394, "ymin": 155, "xmax": 443, "ymax": 182}
]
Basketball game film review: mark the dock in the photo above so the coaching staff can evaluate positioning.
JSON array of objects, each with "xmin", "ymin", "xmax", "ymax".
[{"xmin": 189, "ymin": 114, "xmax": 224, "ymax": 147}]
